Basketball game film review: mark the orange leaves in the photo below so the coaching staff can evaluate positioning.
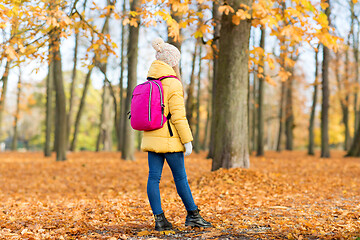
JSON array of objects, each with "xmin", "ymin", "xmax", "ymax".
[
  {"xmin": 5, "ymin": 46, "xmax": 18, "ymax": 60},
  {"xmin": 232, "ymin": 9, "xmax": 251, "ymax": 25},
  {"xmin": 166, "ymin": 19, "xmax": 180, "ymax": 42},
  {"xmin": 123, "ymin": 16, "xmax": 139, "ymax": 27},
  {"xmin": 218, "ymin": 5, "xmax": 234, "ymax": 15},
  {"xmin": 218, "ymin": 4, "xmax": 251, "ymax": 25},
  {"xmin": 194, "ymin": 24, "xmax": 211, "ymax": 38},
  {"xmin": 0, "ymin": 151, "xmax": 360, "ymax": 238},
  {"xmin": 171, "ymin": 1, "xmax": 189, "ymax": 13}
]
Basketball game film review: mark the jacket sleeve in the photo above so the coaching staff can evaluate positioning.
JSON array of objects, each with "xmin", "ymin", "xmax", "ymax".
[{"xmin": 168, "ymin": 79, "xmax": 193, "ymax": 144}]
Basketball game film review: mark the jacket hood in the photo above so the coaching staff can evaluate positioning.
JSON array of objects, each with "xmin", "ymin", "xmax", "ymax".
[{"xmin": 147, "ymin": 60, "xmax": 177, "ymax": 79}]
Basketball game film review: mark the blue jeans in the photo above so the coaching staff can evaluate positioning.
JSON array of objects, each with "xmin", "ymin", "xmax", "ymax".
[{"xmin": 147, "ymin": 151, "xmax": 197, "ymax": 215}]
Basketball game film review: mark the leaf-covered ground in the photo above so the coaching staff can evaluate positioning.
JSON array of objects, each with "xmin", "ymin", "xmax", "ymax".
[{"xmin": 0, "ymin": 151, "xmax": 359, "ymax": 239}]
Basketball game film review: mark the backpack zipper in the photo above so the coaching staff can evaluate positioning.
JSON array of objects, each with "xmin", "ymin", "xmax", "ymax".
[
  {"xmin": 153, "ymin": 81, "xmax": 164, "ymax": 126},
  {"xmin": 148, "ymin": 82, "xmax": 152, "ymax": 122}
]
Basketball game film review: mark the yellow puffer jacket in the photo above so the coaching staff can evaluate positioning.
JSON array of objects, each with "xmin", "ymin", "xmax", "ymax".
[{"xmin": 141, "ymin": 60, "xmax": 193, "ymax": 153}]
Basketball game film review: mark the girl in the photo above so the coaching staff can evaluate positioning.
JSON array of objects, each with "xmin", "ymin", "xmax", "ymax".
[{"xmin": 141, "ymin": 38, "xmax": 212, "ymax": 231}]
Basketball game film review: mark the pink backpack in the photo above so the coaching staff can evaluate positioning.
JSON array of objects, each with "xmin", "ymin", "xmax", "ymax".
[{"xmin": 129, "ymin": 75, "xmax": 178, "ymax": 136}]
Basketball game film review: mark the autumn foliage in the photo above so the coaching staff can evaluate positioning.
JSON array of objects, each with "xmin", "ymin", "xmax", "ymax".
[{"xmin": 0, "ymin": 151, "xmax": 359, "ymax": 239}]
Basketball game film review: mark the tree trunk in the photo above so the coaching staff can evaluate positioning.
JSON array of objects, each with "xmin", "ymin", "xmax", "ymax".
[
  {"xmin": 12, "ymin": 70, "xmax": 22, "ymax": 151},
  {"xmin": 321, "ymin": 46, "xmax": 331, "ymax": 158},
  {"xmin": 351, "ymin": 0, "xmax": 360, "ymax": 137},
  {"xmin": 252, "ymin": 65, "xmax": 257, "ymax": 152},
  {"xmin": 96, "ymin": 80, "xmax": 107, "ymax": 152},
  {"xmin": 211, "ymin": 0, "xmax": 251, "ymax": 170},
  {"xmin": 321, "ymin": 65, "xmax": 331, "ymax": 154},
  {"xmin": 202, "ymin": 63, "xmax": 212, "ymax": 150},
  {"xmin": 320, "ymin": 0, "xmax": 331, "ymax": 158},
  {"xmin": 118, "ymin": 0, "xmax": 127, "ymax": 151},
  {"xmin": 45, "ymin": 55, "xmax": 54, "ymax": 156},
  {"xmin": 96, "ymin": 82, "xmax": 113, "ymax": 151},
  {"xmin": 0, "ymin": 59, "xmax": 10, "ymax": 142},
  {"xmin": 122, "ymin": 0, "xmax": 140, "ymax": 161},
  {"xmin": 70, "ymin": 67, "xmax": 93, "ymax": 151},
  {"xmin": 66, "ymin": 32, "xmax": 79, "ymax": 150},
  {"xmin": 285, "ymin": 68, "xmax": 294, "ymax": 150},
  {"xmin": 342, "ymin": 48, "xmax": 351, "ymax": 151},
  {"xmin": 186, "ymin": 43, "xmax": 198, "ymax": 132},
  {"xmin": 347, "ymin": 120, "xmax": 360, "ymax": 156},
  {"xmin": 256, "ymin": 27, "xmax": 265, "ymax": 156},
  {"xmin": 308, "ymin": 45, "xmax": 320, "ymax": 155},
  {"xmin": 276, "ymin": 81, "xmax": 285, "ymax": 151},
  {"xmin": 276, "ymin": 1, "xmax": 288, "ymax": 152},
  {"xmin": 194, "ymin": 44, "xmax": 202, "ymax": 153},
  {"xmin": 52, "ymin": 30, "xmax": 67, "ymax": 161},
  {"xmin": 207, "ymin": 0, "xmax": 220, "ymax": 159}
]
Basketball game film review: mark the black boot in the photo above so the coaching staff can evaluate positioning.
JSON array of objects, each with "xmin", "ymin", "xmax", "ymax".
[
  {"xmin": 154, "ymin": 212, "xmax": 173, "ymax": 231},
  {"xmin": 185, "ymin": 209, "xmax": 212, "ymax": 228}
]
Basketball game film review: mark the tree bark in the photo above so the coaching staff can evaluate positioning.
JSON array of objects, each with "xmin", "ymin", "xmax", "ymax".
[
  {"xmin": 276, "ymin": 81, "xmax": 285, "ymax": 151},
  {"xmin": 202, "ymin": 64, "xmax": 212, "ymax": 150},
  {"xmin": 12, "ymin": 70, "xmax": 22, "ymax": 151},
  {"xmin": 308, "ymin": 46, "xmax": 320, "ymax": 155},
  {"xmin": 285, "ymin": 67, "xmax": 294, "ymax": 150},
  {"xmin": 276, "ymin": 1, "xmax": 288, "ymax": 152},
  {"xmin": 96, "ymin": 80, "xmax": 107, "ymax": 152},
  {"xmin": 52, "ymin": 30, "xmax": 67, "ymax": 161},
  {"xmin": 351, "ymin": 0, "xmax": 360, "ymax": 137},
  {"xmin": 186, "ymin": 43, "xmax": 198, "ymax": 132},
  {"xmin": 346, "ymin": 120, "xmax": 360, "ymax": 156},
  {"xmin": 0, "ymin": 59, "xmax": 10, "ymax": 142},
  {"xmin": 207, "ymin": 0, "xmax": 220, "ymax": 159},
  {"xmin": 96, "ymin": 81, "xmax": 113, "ymax": 151},
  {"xmin": 211, "ymin": 0, "xmax": 251, "ymax": 170},
  {"xmin": 341, "ymin": 48, "xmax": 351, "ymax": 150},
  {"xmin": 45, "ymin": 56, "xmax": 54, "ymax": 156},
  {"xmin": 194, "ymin": 44, "xmax": 202, "ymax": 153},
  {"xmin": 320, "ymin": 0, "xmax": 331, "ymax": 158},
  {"xmin": 256, "ymin": 27, "xmax": 265, "ymax": 156},
  {"xmin": 118, "ymin": 0, "xmax": 127, "ymax": 151},
  {"xmin": 252, "ymin": 64, "xmax": 257, "ymax": 152},
  {"xmin": 121, "ymin": 0, "xmax": 140, "ymax": 161},
  {"xmin": 321, "ymin": 46, "xmax": 331, "ymax": 158}
]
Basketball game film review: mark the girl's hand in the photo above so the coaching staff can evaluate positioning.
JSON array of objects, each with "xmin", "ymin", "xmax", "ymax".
[{"xmin": 184, "ymin": 142, "xmax": 193, "ymax": 157}]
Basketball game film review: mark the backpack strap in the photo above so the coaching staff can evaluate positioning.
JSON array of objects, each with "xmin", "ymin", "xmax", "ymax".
[
  {"xmin": 167, "ymin": 113, "xmax": 173, "ymax": 137},
  {"xmin": 147, "ymin": 75, "xmax": 179, "ymax": 81}
]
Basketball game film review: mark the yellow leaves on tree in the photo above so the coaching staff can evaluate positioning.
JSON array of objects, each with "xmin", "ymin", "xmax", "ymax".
[{"xmin": 194, "ymin": 24, "xmax": 211, "ymax": 38}]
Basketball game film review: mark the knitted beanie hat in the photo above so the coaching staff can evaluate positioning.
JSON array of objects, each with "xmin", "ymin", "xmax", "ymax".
[{"xmin": 152, "ymin": 38, "xmax": 181, "ymax": 67}]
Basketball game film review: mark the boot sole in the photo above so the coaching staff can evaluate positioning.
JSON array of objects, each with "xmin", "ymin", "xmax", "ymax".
[
  {"xmin": 155, "ymin": 227, "xmax": 173, "ymax": 231},
  {"xmin": 185, "ymin": 222, "xmax": 212, "ymax": 228}
]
